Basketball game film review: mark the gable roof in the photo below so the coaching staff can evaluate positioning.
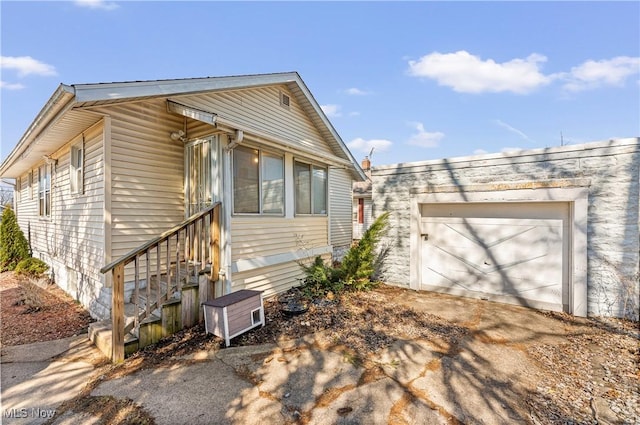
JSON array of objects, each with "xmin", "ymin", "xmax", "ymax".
[{"xmin": 0, "ymin": 72, "xmax": 366, "ymax": 181}]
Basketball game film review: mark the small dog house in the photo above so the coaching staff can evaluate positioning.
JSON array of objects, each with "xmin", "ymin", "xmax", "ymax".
[{"xmin": 203, "ymin": 290, "xmax": 265, "ymax": 346}]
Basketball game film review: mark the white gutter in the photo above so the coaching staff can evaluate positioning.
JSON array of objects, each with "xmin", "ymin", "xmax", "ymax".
[
  {"xmin": 0, "ymin": 84, "xmax": 76, "ymax": 176},
  {"xmin": 214, "ymin": 115, "xmax": 355, "ymax": 168}
]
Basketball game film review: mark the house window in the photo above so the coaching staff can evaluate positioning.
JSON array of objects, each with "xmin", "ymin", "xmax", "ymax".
[
  {"xmin": 70, "ymin": 141, "xmax": 84, "ymax": 194},
  {"xmin": 233, "ymin": 146, "xmax": 284, "ymax": 215},
  {"xmin": 294, "ymin": 160, "xmax": 327, "ymax": 215},
  {"xmin": 28, "ymin": 171, "xmax": 34, "ymax": 199},
  {"xmin": 38, "ymin": 164, "xmax": 51, "ymax": 217},
  {"xmin": 15, "ymin": 177, "xmax": 21, "ymax": 203},
  {"xmin": 358, "ymin": 198, "xmax": 364, "ymax": 224}
]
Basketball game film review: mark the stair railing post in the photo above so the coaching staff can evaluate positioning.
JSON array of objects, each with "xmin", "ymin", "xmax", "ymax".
[
  {"xmin": 134, "ymin": 256, "xmax": 139, "ymax": 330},
  {"xmin": 145, "ymin": 250, "xmax": 151, "ymax": 316},
  {"xmin": 211, "ymin": 205, "xmax": 220, "ymax": 286},
  {"xmin": 156, "ymin": 244, "xmax": 162, "ymax": 310},
  {"xmin": 176, "ymin": 232, "xmax": 182, "ymax": 294},
  {"xmin": 112, "ymin": 262, "xmax": 125, "ymax": 363}
]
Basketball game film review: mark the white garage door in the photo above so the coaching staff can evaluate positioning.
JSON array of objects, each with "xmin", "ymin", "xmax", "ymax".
[{"xmin": 420, "ymin": 202, "xmax": 569, "ymax": 312}]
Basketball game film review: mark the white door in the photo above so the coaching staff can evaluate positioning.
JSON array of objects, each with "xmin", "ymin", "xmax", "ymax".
[{"xmin": 420, "ymin": 202, "xmax": 569, "ymax": 311}]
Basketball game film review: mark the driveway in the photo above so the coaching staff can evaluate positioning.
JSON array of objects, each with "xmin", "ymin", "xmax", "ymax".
[{"xmin": 2, "ymin": 289, "xmax": 637, "ymax": 424}]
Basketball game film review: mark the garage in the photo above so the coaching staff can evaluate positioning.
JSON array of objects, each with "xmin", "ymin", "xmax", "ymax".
[
  {"xmin": 373, "ymin": 139, "xmax": 640, "ymax": 318},
  {"xmin": 419, "ymin": 202, "xmax": 569, "ymax": 312}
]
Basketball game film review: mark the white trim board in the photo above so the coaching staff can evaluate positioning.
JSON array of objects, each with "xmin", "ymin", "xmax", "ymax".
[{"xmin": 232, "ymin": 245, "xmax": 333, "ymax": 274}]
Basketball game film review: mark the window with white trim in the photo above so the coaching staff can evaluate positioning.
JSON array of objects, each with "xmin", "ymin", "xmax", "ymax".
[
  {"xmin": 70, "ymin": 141, "xmax": 84, "ymax": 194},
  {"xmin": 294, "ymin": 160, "xmax": 327, "ymax": 215},
  {"xmin": 232, "ymin": 146, "xmax": 284, "ymax": 215},
  {"xmin": 28, "ymin": 171, "xmax": 34, "ymax": 200},
  {"xmin": 38, "ymin": 164, "xmax": 51, "ymax": 217},
  {"xmin": 16, "ymin": 177, "xmax": 21, "ymax": 203}
]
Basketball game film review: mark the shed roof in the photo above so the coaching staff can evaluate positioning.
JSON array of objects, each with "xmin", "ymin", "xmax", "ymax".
[{"xmin": 0, "ymin": 72, "xmax": 366, "ymax": 181}]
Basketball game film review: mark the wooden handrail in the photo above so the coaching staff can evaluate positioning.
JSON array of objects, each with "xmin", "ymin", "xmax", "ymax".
[
  {"xmin": 102, "ymin": 202, "xmax": 221, "ymax": 363},
  {"xmin": 100, "ymin": 202, "xmax": 221, "ymax": 274}
]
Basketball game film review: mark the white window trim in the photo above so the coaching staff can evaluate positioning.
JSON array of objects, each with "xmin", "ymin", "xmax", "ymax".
[
  {"xmin": 15, "ymin": 177, "xmax": 21, "ymax": 203},
  {"xmin": 232, "ymin": 145, "xmax": 285, "ymax": 216},
  {"xmin": 293, "ymin": 159, "xmax": 328, "ymax": 216},
  {"xmin": 28, "ymin": 171, "xmax": 34, "ymax": 200},
  {"xmin": 38, "ymin": 164, "xmax": 52, "ymax": 218},
  {"xmin": 70, "ymin": 137, "xmax": 84, "ymax": 195}
]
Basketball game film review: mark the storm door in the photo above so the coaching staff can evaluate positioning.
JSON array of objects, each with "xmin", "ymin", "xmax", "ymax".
[{"xmin": 185, "ymin": 136, "xmax": 219, "ymax": 217}]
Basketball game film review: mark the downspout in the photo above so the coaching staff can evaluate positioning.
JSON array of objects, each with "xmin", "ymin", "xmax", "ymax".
[{"xmin": 221, "ymin": 134, "xmax": 234, "ymax": 295}]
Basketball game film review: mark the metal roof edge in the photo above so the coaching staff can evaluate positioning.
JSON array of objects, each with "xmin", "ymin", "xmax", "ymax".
[
  {"xmin": 72, "ymin": 72, "xmax": 300, "ymax": 103},
  {"xmin": 0, "ymin": 84, "xmax": 76, "ymax": 176}
]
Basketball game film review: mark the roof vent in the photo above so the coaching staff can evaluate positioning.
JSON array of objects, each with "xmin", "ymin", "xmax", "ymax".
[{"xmin": 280, "ymin": 92, "xmax": 290, "ymax": 109}]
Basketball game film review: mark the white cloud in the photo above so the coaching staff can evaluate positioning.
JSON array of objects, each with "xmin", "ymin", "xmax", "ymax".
[
  {"xmin": 563, "ymin": 56, "xmax": 640, "ymax": 92},
  {"xmin": 348, "ymin": 137, "xmax": 393, "ymax": 154},
  {"xmin": 494, "ymin": 119, "xmax": 534, "ymax": 143},
  {"xmin": 0, "ymin": 56, "xmax": 57, "ymax": 77},
  {"xmin": 406, "ymin": 122, "xmax": 444, "ymax": 148},
  {"xmin": 501, "ymin": 147, "xmax": 524, "ymax": 154},
  {"xmin": 345, "ymin": 87, "xmax": 371, "ymax": 96},
  {"xmin": 349, "ymin": 111, "xmax": 361, "ymax": 117},
  {"xmin": 0, "ymin": 81, "xmax": 26, "ymax": 90},
  {"xmin": 75, "ymin": 0, "xmax": 119, "ymax": 10},
  {"xmin": 473, "ymin": 149, "xmax": 489, "ymax": 155},
  {"xmin": 407, "ymin": 50, "xmax": 552, "ymax": 94},
  {"xmin": 320, "ymin": 104, "xmax": 341, "ymax": 118}
]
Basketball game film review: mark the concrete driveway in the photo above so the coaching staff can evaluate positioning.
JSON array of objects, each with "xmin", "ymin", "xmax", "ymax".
[
  {"xmin": 2, "ymin": 289, "xmax": 632, "ymax": 424},
  {"xmin": 1, "ymin": 335, "xmax": 104, "ymax": 425}
]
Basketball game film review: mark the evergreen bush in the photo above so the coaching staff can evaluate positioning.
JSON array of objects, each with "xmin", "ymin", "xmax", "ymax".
[
  {"xmin": 0, "ymin": 207, "xmax": 30, "ymax": 271},
  {"xmin": 15, "ymin": 257, "xmax": 49, "ymax": 277},
  {"xmin": 341, "ymin": 212, "xmax": 390, "ymax": 290},
  {"xmin": 298, "ymin": 212, "xmax": 390, "ymax": 297}
]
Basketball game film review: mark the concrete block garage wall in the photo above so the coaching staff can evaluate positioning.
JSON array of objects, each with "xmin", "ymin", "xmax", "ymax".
[{"xmin": 372, "ymin": 138, "xmax": 639, "ymax": 319}]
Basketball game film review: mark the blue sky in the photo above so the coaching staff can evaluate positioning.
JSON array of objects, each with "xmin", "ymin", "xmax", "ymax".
[{"xmin": 1, "ymin": 1, "xmax": 639, "ymax": 167}]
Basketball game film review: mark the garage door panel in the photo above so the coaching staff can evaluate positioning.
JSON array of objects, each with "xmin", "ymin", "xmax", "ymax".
[
  {"xmin": 422, "ymin": 266, "xmax": 563, "ymax": 301},
  {"xmin": 420, "ymin": 203, "xmax": 568, "ymax": 311}
]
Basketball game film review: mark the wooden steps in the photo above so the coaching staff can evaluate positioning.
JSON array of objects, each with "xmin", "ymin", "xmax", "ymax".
[{"xmin": 89, "ymin": 262, "xmax": 209, "ymax": 360}]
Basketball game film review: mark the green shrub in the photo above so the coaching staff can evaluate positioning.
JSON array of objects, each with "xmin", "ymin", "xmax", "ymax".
[
  {"xmin": 15, "ymin": 257, "xmax": 49, "ymax": 277},
  {"xmin": 297, "ymin": 212, "xmax": 390, "ymax": 297},
  {"xmin": 341, "ymin": 212, "xmax": 390, "ymax": 290},
  {"xmin": 0, "ymin": 207, "xmax": 30, "ymax": 271},
  {"xmin": 299, "ymin": 256, "xmax": 344, "ymax": 299}
]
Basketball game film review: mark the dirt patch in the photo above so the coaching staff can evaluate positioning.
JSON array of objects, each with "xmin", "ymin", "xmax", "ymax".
[
  {"xmin": 235, "ymin": 285, "xmax": 469, "ymax": 358},
  {"xmin": 57, "ymin": 395, "xmax": 155, "ymax": 425},
  {"xmin": 0, "ymin": 272, "xmax": 94, "ymax": 347}
]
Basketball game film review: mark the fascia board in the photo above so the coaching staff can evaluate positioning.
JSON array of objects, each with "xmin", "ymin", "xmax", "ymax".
[
  {"xmin": 73, "ymin": 73, "xmax": 299, "ymax": 103},
  {"xmin": 0, "ymin": 85, "xmax": 75, "ymax": 176}
]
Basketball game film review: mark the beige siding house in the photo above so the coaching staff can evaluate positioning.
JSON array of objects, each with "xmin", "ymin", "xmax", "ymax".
[{"xmin": 1, "ymin": 72, "xmax": 366, "ymax": 321}]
